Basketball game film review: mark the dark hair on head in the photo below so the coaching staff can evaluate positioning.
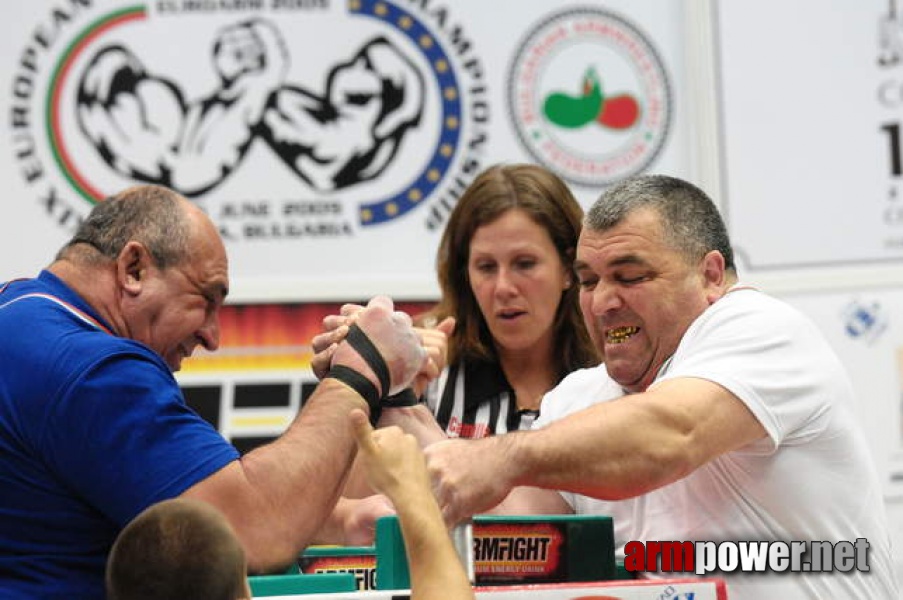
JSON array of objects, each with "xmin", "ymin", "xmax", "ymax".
[
  {"xmin": 57, "ymin": 184, "xmax": 191, "ymax": 268},
  {"xmin": 585, "ymin": 174, "xmax": 736, "ymax": 272},
  {"xmin": 432, "ymin": 163, "xmax": 598, "ymax": 378},
  {"xmin": 106, "ymin": 499, "xmax": 247, "ymax": 600}
]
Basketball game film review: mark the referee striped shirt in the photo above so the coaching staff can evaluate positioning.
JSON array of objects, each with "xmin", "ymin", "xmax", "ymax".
[{"xmin": 424, "ymin": 359, "xmax": 541, "ymax": 439}]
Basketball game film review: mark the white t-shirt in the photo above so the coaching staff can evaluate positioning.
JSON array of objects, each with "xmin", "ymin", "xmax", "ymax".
[
  {"xmin": 538, "ymin": 286, "xmax": 898, "ymax": 600},
  {"xmin": 534, "ymin": 364, "xmax": 644, "ymax": 557}
]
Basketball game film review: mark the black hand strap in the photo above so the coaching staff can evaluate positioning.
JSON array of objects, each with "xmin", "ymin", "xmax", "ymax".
[
  {"xmin": 382, "ymin": 388, "xmax": 420, "ymax": 408},
  {"xmin": 325, "ymin": 365, "xmax": 381, "ymax": 421},
  {"xmin": 325, "ymin": 323, "xmax": 392, "ymax": 425},
  {"xmin": 344, "ymin": 323, "xmax": 391, "ymax": 398}
]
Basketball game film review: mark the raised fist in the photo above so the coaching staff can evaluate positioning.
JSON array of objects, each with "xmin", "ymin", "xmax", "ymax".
[{"xmin": 330, "ymin": 296, "xmax": 427, "ymax": 398}]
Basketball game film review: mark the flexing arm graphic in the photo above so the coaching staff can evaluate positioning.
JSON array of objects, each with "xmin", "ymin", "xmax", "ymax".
[{"xmin": 77, "ymin": 19, "xmax": 287, "ymax": 196}]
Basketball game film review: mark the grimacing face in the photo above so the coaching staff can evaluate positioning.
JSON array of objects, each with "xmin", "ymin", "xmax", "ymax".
[
  {"xmin": 124, "ymin": 214, "xmax": 229, "ymax": 372},
  {"xmin": 574, "ymin": 208, "xmax": 722, "ymax": 392},
  {"xmin": 467, "ymin": 208, "xmax": 571, "ymax": 357}
]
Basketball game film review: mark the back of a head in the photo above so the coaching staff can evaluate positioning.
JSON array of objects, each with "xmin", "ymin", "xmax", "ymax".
[
  {"xmin": 106, "ymin": 498, "xmax": 247, "ymax": 600},
  {"xmin": 585, "ymin": 174, "xmax": 736, "ymax": 272}
]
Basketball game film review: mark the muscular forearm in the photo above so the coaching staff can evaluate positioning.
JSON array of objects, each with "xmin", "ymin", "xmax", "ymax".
[
  {"xmin": 186, "ymin": 379, "xmax": 368, "ymax": 571},
  {"xmin": 378, "ymin": 405, "xmax": 449, "ymax": 448},
  {"xmin": 428, "ymin": 380, "xmax": 767, "ymax": 525},
  {"xmin": 193, "ymin": 295, "xmax": 427, "ymax": 570},
  {"xmin": 510, "ymin": 406, "xmax": 678, "ymax": 499},
  {"xmin": 511, "ymin": 381, "xmax": 765, "ymax": 500}
]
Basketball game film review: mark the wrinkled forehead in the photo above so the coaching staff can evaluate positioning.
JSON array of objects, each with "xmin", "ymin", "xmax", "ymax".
[
  {"xmin": 576, "ymin": 215, "xmax": 679, "ymax": 273},
  {"xmin": 579, "ymin": 209, "xmax": 664, "ymax": 248}
]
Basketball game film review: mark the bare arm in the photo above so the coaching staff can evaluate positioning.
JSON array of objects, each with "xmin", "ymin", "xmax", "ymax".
[
  {"xmin": 337, "ymin": 404, "xmax": 449, "ymax": 500},
  {"xmin": 427, "ymin": 378, "xmax": 767, "ymax": 524},
  {"xmin": 487, "ymin": 486, "xmax": 573, "ymax": 516},
  {"xmin": 181, "ymin": 296, "xmax": 426, "ymax": 572},
  {"xmin": 350, "ymin": 409, "xmax": 474, "ymax": 600},
  {"xmin": 310, "ymin": 309, "xmax": 453, "ymax": 542},
  {"xmin": 312, "ymin": 494, "xmax": 396, "ymax": 547},
  {"xmin": 182, "ymin": 379, "xmax": 364, "ymax": 571}
]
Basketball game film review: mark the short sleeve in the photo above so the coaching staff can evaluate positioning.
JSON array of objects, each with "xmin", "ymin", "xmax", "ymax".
[
  {"xmin": 652, "ymin": 292, "xmax": 842, "ymax": 450},
  {"xmin": 41, "ymin": 351, "xmax": 239, "ymax": 526}
]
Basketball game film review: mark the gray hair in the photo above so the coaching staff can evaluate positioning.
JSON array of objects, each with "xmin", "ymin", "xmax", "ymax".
[
  {"xmin": 585, "ymin": 174, "xmax": 735, "ymax": 272},
  {"xmin": 58, "ymin": 185, "xmax": 191, "ymax": 268}
]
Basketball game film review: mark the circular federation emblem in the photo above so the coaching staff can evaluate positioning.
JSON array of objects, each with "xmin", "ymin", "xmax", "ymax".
[{"xmin": 507, "ymin": 7, "xmax": 671, "ymax": 187}]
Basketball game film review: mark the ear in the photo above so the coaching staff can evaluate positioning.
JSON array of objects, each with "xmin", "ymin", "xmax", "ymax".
[
  {"xmin": 700, "ymin": 250, "xmax": 726, "ymax": 303},
  {"xmin": 116, "ymin": 241, "xmax": 154, "ymax": 297}
]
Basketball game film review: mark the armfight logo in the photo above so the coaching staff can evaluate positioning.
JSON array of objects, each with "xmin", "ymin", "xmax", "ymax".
[
  {"xmin": 507, "ymin": 7, "xmax": 671, "ymax": 187},
  {"xmin": 9, "ymin": 0, "xmax": 489, "ymax": 240}
]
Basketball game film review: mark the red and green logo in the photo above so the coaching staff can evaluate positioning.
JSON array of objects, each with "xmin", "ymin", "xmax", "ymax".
[
  {"xmin": 543, "ymin": 67, "xmax": 640, "ymax": 131},
  {"xmin": 508, "ymin": 7, "xmax": 671, "ymax": 187}
]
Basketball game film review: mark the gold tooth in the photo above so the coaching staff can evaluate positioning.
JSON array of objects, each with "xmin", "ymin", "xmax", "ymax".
[{"xmin": 606, "ymin": 326, "xmax": 638, "ymax": 344}]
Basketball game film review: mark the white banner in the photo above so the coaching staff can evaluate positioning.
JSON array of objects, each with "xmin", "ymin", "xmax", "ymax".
[
  {"xmin": 0, "ymin": 0, "xmax": 693, "ymax": 302},
  {"xmin": 716, "ymin": 0, "xmax": 903, "ymax": 290},
  {"xmin": 714, "ymin": 0, "xmax": 903, "ymax": 499}
]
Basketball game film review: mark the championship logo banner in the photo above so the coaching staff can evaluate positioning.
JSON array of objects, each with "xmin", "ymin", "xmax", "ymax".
[
  {"xmin": 2, "ymin": 1, "xmax": 692, "ymax": 301},
  {"xmin": 508, "ymin": 7, "xmax": 671, "ymax": 187}
]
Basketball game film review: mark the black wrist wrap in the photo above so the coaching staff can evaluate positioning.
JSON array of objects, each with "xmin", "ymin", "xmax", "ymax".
[
  {"xmin": 325, "ymin": 323, "xmax": 392, "ymax": 426},
  {"xmin": 382, "ymin": 388, "xmax": 420, "ymax": 408}
]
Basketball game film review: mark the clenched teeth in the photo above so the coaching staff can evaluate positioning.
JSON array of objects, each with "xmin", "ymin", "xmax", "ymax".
[{"xmin": 606, "ymin": 326, "xmax": 639, "ymax": 344}]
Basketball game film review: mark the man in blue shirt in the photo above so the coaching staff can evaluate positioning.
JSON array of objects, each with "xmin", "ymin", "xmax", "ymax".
[{"xmin": 0, "ymin": 184, "xmax": 427, "ymax": 598}]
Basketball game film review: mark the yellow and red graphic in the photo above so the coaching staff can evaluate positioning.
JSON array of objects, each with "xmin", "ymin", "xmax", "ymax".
[
  {"xmin": 298, "ymin": 553, "xmax": 377, "ymax": 590},
  {"xmin": 181, "ymin": 301, "xmax": 434, "ymax": 373}
]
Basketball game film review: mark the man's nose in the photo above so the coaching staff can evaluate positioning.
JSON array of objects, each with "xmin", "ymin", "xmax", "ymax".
[
  {"xmin": 197, "ymin": 315, "xmax": 221, "ymax": 352},
  {"xmin": 590, "ymin": 282, "xmax": 623, "ymax": 315}
]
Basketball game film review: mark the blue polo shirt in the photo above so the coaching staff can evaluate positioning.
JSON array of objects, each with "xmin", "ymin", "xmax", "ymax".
[{"xmin": 0, "ymin": 271, "xmax": 239, "ymax": 598}]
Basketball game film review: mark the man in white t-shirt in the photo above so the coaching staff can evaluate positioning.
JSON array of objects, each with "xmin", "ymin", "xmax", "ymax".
[{"xmin": 425, "ymin": 174, "xmax": 898, "ymax": 600}]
